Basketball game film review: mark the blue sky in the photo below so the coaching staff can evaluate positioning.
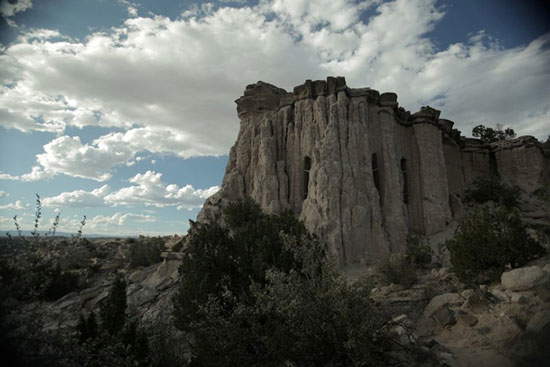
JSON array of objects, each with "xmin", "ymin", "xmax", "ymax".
[{"xmin": 0, "ymin": 0, "xmax": 549, "ymax": 236}]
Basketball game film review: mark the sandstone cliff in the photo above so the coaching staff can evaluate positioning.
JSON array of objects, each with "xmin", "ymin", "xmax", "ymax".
[{"xmin": 199, "ymin": 77, "xmax": 550, "ymax": 266}]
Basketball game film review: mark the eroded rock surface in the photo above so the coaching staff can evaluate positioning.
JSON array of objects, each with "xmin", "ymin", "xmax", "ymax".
[{"xmin": 199, "ymin": 77, "xmax": 550, "ymax": 266}]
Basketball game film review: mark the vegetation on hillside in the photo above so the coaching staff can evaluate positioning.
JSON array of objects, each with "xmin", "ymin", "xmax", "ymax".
[
  {"xmin": 447, "ymin": 177, "xmax": 546, "ymax": 284},
  {"xmin": 173, "ymin": 199, "xmax": 428, "ymax": 366},
  {"xmin": 464, "ymin": 176, "xmax": 521, "ymax": 208}
]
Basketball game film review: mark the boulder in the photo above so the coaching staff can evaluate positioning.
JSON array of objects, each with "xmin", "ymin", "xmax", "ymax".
[
  {"xmin": 424, "ymin": 293, "xmax": 463, "ymax": 318},
  {"xmin": 501, "ymin": 266, "xmax": 546, "ymax": 291}
]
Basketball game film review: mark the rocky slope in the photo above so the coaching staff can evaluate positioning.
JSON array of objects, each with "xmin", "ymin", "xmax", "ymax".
[{"xmin": 4, "ymin": 233, "xmax": 547, "ymax": 366}]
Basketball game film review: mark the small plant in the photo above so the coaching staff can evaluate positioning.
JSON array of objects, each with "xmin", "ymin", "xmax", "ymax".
[
  {"xmin": 446, "ymin": 204, "xmax": 545, "ymax": 284},
  {"xmin": 464, "ymin": 176, "xmax": 521, "ymax": 208},
  {"xmin": 13, "ymin": 215, "xmax": 22, "ymax": 238},
  {"xmin": 31, "ymin": 194, "xmax": 42, "ymax": 241},
  {"xmin": 47, "ymin": 213, "xmax": 60, "ymax": 237},
  {"xmin": 74, "ymin": 215, "xmax": 87, "ymax": 240}
]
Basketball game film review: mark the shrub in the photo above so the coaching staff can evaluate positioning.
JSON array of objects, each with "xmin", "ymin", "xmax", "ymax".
[
  {"xmin": 406, "ymin": 234, "xmax": 432, "ymax": 267},
  {"xmin": 171, "ymin": 239, "xmax": 184, "ymax": 252},
  {"xmin": 100, "ymin": 273, "xmax": 127, "ymax": 336},
  {"xmin": 472, "ymin": 124, "xmax": 516, "ymax": 143},
  {"xmin": 446, "ymin": 205, "xmax": 545, "ymax": 284},
  {"xmin": 128, "ymin": 237, "xmax": 162, "ymax": 268},
  {"xmin": 533, "ymin": 185, "xmax": 550, "ymax": 202},
  {"xmin": 464, "ymin": 176, "xmax": 521, "ymax": 208},
  {"xmin": 173, "ymin": 199, "xmax": 312, "ymax": 330},
  {"xmin": 380, "ymin": 254, "xmax": 418, "ymax": 287},
  {"xmin": 172, "ymin": 199, "xmax": 408, "ymax": 366},
  {"xmin": 41, "ymin": 264, "xmax": 81, "ymax": 301}
]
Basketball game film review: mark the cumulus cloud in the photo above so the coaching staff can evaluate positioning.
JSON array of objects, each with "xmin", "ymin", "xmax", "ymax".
[
  {"xmin": 117, "ymin": 0, "xmax": 138, "ymax": 17},
  {"xmin": 0, "ymin": 200, "xmax": 25, "ymax": 210},
  {"xmin": 15, "ymin": 126, "xmax": 220, "ymax": 181},
  {"xmin": 0, "ymin": 166, "xmax": 53, "ymax": 181},
  {"xmin": 0, "ymin": 0, "xmax": 548, "ymax": 183},
  {"xmin": 86, "ymin": 212, "xmax": 156, "ymax": 227},
  {"xmin": 52, "ymin": 212, "xmax": 157, "ymax": 235},
  {"xmin": 0, "ymin": 0, "xmax": 32, "ymax": 17},
  {"xmin": 42, "ymin": 185, "xmax": 109, "ymax": 207},
  {"xmin": 104, "ymin": 170, "xmax": 219, "ymax": 210},
  {"xmin": 40, "ymin": 171, "xmax": 218, "ymax": 209}
]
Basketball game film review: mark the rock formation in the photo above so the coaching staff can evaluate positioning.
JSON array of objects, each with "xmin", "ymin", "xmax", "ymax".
[{"xmin": 199, "ymin": 77, "xmax": 550, "ymax": 266}]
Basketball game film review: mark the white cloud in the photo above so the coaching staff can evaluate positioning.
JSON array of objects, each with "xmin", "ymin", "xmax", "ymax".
[
  {"xmin": 0, "ymin": 172, "xmax": 18, "ymax": 180},
  {"xmin": 0, "ymin": 200, "xmax": 25, "ymax": 210},
  {"xmin": 104, "ymin": 170, "xmax": 219, "ymax": 210},
  {"xmin": 0, "ymin": 166, "xmax": 53, "ymax": 181},
  {"xmin": 0, "ymin": 4, "xmax": 321, "ymax": 153},
  {"xmin": 39, "ymin": 171, "xmax": 218, "ymax": 210},
  {"xmin": 51, "ymin": 212, "xmax": 157, "ymax": 235},
  {"xmin": 15, "ymin": 125, "xmax": 220, "ymax": 181},
  {"xmin": 117, "ymin": 0, "xmax": 138, "ymax": 17},
  {"xmin": 0, "ymin": 0, "xmax": 548, "ymax": 180},
  {"xmin": 86, "ymin": 212, "xmax": 156, "ymax": 227},
  {"xmin": 42, "ymin": 185, "xmax": 109, "ymax": 207},
  {"xmin": 0, "ymin": 0, "xmax": 32, "ymax": 17},
  {"xmin": 0, "ymin": 191, "xmax": 9, "ymax": 198}
]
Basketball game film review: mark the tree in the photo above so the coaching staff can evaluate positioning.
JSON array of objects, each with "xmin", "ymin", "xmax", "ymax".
[
  {"xmin": 446, "ymin": 204, "xmax": 545, "ymax": 284},
  {"xmin": 172, "ymin": 199, "xmax": 415, "ymax": 366},
  {"xmin": 77, "ymin": 311, "xmax": 98, "ymax": 342},
  {"xmin": 464, "ymin": 177, "xmax": 521, "ymax": 209},
  {"xmin": 472, "ymin": 124, "xmax": 516, "ymax": 143},
  {"xmin": 173, "ymin": 199, "xmax": 313, "ymax": 331},
  {"xmin": 100, "ymin": 273, "xmax": 127, "ymax": 336}
]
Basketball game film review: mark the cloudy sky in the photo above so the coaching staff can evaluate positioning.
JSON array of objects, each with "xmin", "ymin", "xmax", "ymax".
[{"xmin": 0, "ymin": 0, "xmax": 549, "ymax": 236}]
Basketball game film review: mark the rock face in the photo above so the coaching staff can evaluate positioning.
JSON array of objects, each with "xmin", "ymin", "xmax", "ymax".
[{"xmin": 199, "ymin": 77, "xmax": 550, "ymax": 266}]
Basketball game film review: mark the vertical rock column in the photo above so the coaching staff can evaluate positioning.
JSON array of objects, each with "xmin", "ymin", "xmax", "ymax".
[
  {"xmin": 412, "ymin": 108, "xmax": 452, "ymax": 234},
  {"xmin": 377, "ymin": 93, "xmax": 408, "ymax": 252}
]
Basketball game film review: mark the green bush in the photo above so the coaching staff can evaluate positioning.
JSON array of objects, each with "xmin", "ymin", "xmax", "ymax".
[
  {"xmin": 100, "ymin": 273, "xmax": 127, "ymax": 336},
  {"xmin": 464, "ymin": 177, "xmax": 521, "ymax": 208},
  {"xmin": 0, "ymin": 257, "xmax": 81, "ymax": 302},
  {"xmin": 446, "ymin": 205, "xmax": 545, "ymax": 284},
  {"xmin": 172, "ymin": 199, "xmax": 408, "ymax": 366},
  {"xmin": 42, "ymin": 264, "xmax": 81, "ymax": 301},
  {"xmin": 472, "ymin": 124, "xmax": 516, "ymax": 143},
  {"xmin": 128, "ymin": 237, "xmax": 162, "ymax": 268},
  {"xmin": 406, "ymin": 234, "xmax": 432, "ymax": 267}
]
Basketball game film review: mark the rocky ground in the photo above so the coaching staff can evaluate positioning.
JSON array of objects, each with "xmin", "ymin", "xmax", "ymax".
[
  {"xmin": 364, "ymin": 257, "xmax": 550, "ymax": 367},
  {"xmin": 2, "ymin": 226, "xmax": 550, "ymax": 366}
]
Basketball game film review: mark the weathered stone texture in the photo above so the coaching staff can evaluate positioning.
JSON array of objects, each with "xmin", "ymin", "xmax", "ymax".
[{"xmin": 198, "ymin": 77, "xmax": 550, "ymax": 266}]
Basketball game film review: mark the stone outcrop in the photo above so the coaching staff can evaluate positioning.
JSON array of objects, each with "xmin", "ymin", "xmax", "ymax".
[{"xmin": 199, "ymin": 77, "xmax": 550, "ymax": 266}]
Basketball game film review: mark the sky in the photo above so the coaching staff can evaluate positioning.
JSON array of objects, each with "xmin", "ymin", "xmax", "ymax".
[{"xmin": 0, "ymin": 0, "xmax": 549, "ymax": 236}]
